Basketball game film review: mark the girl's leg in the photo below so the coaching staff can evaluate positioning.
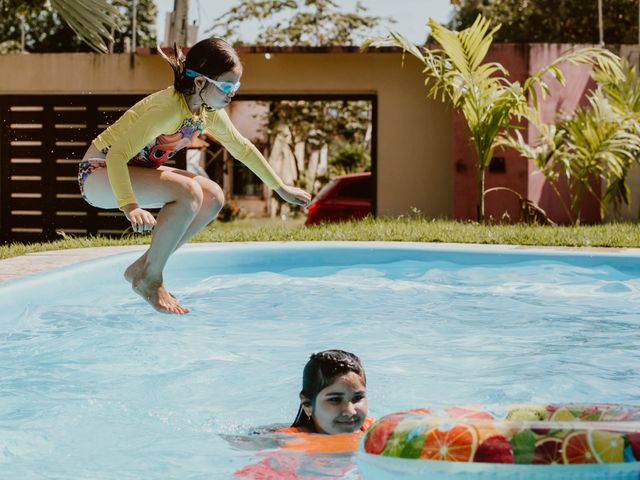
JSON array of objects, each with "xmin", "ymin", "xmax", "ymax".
[
  {"xmin": 83, "ymin": 166, "xmax": 205, "ymax": 314},
  {"xmin": 123, "ymin": 168, "xmax": 225, "ymax": 293},
  {"xmin": 161, "ymin": 167, "xmax": 225, "ymax": 249}
]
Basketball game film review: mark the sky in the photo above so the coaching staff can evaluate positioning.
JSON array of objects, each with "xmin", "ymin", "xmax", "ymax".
[{"xmin": 154, "ymin": 0, "xmax": 455, "ymax": 45}]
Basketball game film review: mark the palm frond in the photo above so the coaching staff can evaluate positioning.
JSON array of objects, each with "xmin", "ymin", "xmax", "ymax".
[
  {"xmin": 427, "ymin": 18, "xmax": 472, "ymax": 79},
  {"xmin": 595, "ymin": 60, "xmax": 640, "ymax": 116},
  {"xmin": 51, "ymin": 0, "xmax": 124, "ymax": 53},
  {"xmin": 361, "ymin": 30, "xmax": 425, "ymax": 66},
  {"xmin": 524, "ymin": 47, "xmax": 624, "ymax": 107},
  {"xmin": 554, "ymin": 89, "xmax": 640, "ymax": 216},
  {"xmin": 457, "ymin": 15, "xmax": 500, "ymax": 71}
]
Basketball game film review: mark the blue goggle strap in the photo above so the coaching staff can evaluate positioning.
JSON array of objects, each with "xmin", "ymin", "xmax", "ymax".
[{"xmin": 184, "ymin": 69, "xmax": 240, "ymax": 93}]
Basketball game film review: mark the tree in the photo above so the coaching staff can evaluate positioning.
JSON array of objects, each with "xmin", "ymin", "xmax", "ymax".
[
  {"xmin": 447, "ymin": 0, "xmax": 639, "ymax": 44},
  {"xmin": 447, "ymin": 0, "xmax": 483, "ymax": 34},
  {"xmin": 365, "ymin": 15, "xmax": 623, "ymax": 222},
  {"xmin": 109, "ymin": 0, "xmax": 158, "ymax": 53},
  {"xmin": 0, "ymin": 0, "xmax": 156, "ymax": 53},
  {"xmin": 209, "ymin": 0, "xmax": 391, "ymax": 47}
]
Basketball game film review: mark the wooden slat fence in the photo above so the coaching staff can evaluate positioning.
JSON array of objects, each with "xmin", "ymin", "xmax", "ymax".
[{"xmin": 0, "ymin": 95, "xmax": 186, "ymax": 244}]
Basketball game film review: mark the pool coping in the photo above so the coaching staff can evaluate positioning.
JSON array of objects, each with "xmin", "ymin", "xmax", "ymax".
[
  {"xmin": 2, "ymin": 241, "xmax": 640, "ymax": 283},
  {"xmin": 0, "ymin": 245, "xmax": 146, "ymax": 283}
]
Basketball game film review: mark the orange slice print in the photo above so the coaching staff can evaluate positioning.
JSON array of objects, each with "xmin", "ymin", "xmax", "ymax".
[
  {"xmin": 562, "ymin": 431, "xmax": 597, "ymax": 464},
  {"xmin": 532, "ymin": 437, "xmax": 563, "ymax": 464},
  {"xmin": 419, "ymin": 424, "xmax": 478, "ymax": 462}
]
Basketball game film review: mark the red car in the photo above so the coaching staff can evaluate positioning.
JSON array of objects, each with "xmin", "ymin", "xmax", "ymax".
[{"xmin": 305, "ymin": 172, "xmax": 372, "ymax": 225}]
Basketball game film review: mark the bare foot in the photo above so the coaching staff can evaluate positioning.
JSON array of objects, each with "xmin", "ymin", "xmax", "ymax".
[
  {"xmin": 131, "ymin": 272, "xmax": 189, "ymax": 315},
  {"xmin": 124, "ymin": 253, "xmax": 148, "ymax": 284}
]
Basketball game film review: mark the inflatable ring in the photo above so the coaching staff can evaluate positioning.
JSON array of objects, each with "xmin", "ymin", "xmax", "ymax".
[{"xmin": 358, "ymin": 404, "xmax": 640, "ymax": 480}]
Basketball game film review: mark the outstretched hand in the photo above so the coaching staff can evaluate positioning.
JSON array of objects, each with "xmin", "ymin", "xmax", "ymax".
[
  {"xmin": 121, "ymin": 203, "xmax": 157, "ymax": 233},
  {"xmin": 275, "ymin": 185, "xmax": 312, "ymax": 208}
]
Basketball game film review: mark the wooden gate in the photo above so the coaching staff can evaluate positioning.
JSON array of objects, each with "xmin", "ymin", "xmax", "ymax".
[{"xmin": 0, "ymin": 94, "xmax": 185, "ymax": 244}]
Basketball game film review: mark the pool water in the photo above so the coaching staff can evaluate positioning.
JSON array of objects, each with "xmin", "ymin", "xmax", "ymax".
[{"xmin": 1, "ymin": 242, "xmax": 639, "ymax": 479}]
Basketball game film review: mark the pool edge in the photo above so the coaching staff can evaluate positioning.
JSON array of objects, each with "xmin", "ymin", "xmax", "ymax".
[{"xmin": 2, "ymin": 241, "xmax": 640, "ymax": 284}]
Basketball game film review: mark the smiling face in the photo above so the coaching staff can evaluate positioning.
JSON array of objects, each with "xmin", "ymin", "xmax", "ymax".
[
  {"xmin": 194, "ymin": 65, "xmax": 242, "ymax": 110},
  {"xmin": 302, "ymin": 371, "xmax": 368, "ymax": 434}
]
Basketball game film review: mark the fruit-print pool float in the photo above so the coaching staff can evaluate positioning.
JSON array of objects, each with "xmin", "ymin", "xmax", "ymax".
[{"xmin": 358, "ymin": 404, "xmax": 640, "ymax": 480}]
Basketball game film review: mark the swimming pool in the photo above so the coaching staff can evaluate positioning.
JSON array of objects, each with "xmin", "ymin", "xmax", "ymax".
[{"xmin": 1, "ymin": 242, "xmax": 639, "ymax": 479}]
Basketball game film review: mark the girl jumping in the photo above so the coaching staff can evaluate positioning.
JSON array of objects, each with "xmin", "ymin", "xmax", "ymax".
[{"xmin": 78, "ymin": 38, "xmax": 311, "ymax": 314}]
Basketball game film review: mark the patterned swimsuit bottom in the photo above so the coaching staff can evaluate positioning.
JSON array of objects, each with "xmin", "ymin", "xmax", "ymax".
[
  {"xmin": 77, "ymin": 158, "xmax": 107, "ymax": 206},
  {"xmin": 77, "ymin": 146, "xmax": 160, "ymax": 206}
]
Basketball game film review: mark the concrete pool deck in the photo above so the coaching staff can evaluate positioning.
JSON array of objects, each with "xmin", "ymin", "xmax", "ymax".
[
  {"xmin": 2, "ymin": 242, "xmax": 640, "ymax": 284},
  {"xmin": 0, "ymin": 245, "xmax": 146, "ymax": 283}
]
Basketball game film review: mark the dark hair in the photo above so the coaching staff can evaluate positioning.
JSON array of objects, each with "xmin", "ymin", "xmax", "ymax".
[
  {"xmin": 291, "ymin": 350, "xmax": 366, "ymax": 430},
  {"xmin": 158, "ymin": 37, "xmax": 242, "ymax": 94}
]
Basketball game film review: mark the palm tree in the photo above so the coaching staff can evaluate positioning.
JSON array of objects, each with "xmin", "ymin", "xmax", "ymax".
[
  {"xmin": 364, "ymin": 15, "xmax": 623, "ymax": 222},
  {"xmin": 50, "ymin": 0, "xmax": 123, "ymax": 53},
  {"xmin": 502, "ymin": 62, "xmax": 640, "ymax": 223}
]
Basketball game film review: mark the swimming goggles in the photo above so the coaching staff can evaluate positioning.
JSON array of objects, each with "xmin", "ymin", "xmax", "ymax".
[{"xmin": 185, "ymin": 68, "xmax": 241, "ymax": 94}]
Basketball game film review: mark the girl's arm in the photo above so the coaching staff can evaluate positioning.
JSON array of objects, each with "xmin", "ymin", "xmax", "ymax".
[
  {"xmin": 93, "ymin": 94, "xmax": 181, "ymax": 209},
  {"xmin": 205, "ymin": 110, "xmax": 311, "ymax": 207}
]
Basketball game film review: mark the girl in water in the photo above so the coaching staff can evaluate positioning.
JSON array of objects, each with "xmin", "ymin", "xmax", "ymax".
[
  {"xmin": 78, "ymin": 38, "xmax": 311, "ymax": 314},
  {"xmin": 235, "ymin": 350, "xmax": 374, "ymax": 478},
  {"xmin": 279, "ymin": 349, "xmax": 374, "ymax": 435}
]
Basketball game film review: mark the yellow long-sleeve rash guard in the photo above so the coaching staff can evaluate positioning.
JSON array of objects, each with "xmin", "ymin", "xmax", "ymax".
[{"xmin": 92, "ymin": 86, "xmax": 283, "ymax": 209}]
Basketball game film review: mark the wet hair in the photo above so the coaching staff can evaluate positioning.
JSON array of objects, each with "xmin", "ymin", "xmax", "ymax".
[
  {"xmin": 291, "ymin": 350, "xmax": 366, "ymax": 431},
  {"xmin": 158, "ymin": 37, "xmax": 242, "ymax": 95}
]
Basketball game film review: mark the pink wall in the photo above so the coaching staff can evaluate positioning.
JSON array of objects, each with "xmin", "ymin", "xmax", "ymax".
[
  {"xmin": 453, "ymin": 43, "xmax": 600, "ymax": 224},
  {"xmin": 527, "ymin": 44, "xmax": 600, "ymax": 224}
]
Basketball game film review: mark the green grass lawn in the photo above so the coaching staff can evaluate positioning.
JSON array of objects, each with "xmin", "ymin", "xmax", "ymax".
[{"xmin": 1, "ymin": 217, "xmax": 639, "ymax": 261}]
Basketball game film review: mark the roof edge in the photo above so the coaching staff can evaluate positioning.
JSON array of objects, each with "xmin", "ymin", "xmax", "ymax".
[{"xmin": 147, "ymin": 45, "xmax": 406, "ymax": 55}]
